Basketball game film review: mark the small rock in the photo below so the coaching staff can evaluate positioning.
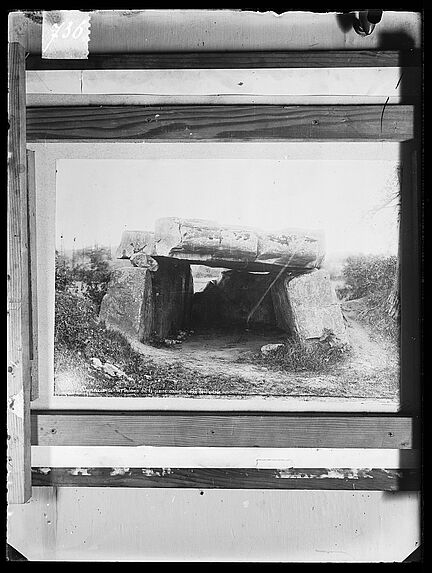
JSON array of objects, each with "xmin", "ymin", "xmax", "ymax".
[
  {"xmin": 90, "ymin": 357, "xmax": 103, "ymax": 369},
  {"xmin": 260, "ymin": 343, "xmax": 285, "ymax": 356}
]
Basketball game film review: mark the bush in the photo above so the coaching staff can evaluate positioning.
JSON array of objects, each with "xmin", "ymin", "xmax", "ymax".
[
  {"xmin": 338, "ymin": 254, "xmax": 399, "ymax": 343},
  {"xmin": 55, "ymin": 291, "xmax": 154, "ymax": 380},
  {"xmin": 55, "ymin": 291, "xmax": 99, "ymax": 350},
  {"xmin": 73, "ymin": 247, "xmax": 112, "ymax": 310},
  {"xmin": 55, "ymin": 247, "xmax": 112, "ymax": 311},
  {"xmin": 55, "ymin": 252, "xmax": 74, "ymax": 292},
  {"xmin": 340, "ymin": 254, "xmax": 397, "ymax": 300}
]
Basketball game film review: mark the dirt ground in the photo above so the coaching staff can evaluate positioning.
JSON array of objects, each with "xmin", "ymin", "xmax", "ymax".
[{"xmin": 125, "ymin": 308, "xmax": 398, "ymax": 399}]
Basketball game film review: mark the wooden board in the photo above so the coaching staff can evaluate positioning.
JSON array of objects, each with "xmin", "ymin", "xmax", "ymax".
[
  {"xmin": 31, "ymin": 413, "xmax": 416, "ymax": 449},
  {"xmin": 7, "ymin": 42, "xmax": 31, "ymax": 503},
  {"xmin": 31, "ymin": 467, "xmax": 419, "ymax": 491},
  {"xmin": 26, "ymin": 105, "xmax": 414, "ymax": 142},
  {"xmin": 25, "ymin": 50, "xmax": 421, "ymax": 70},
  {"xmin": 26, "ymin": 150, "xmax": 38, "ymax": 401},
  {"xmin": 25, "ymin": 67, "xmax": 420, "ymax": 104}
]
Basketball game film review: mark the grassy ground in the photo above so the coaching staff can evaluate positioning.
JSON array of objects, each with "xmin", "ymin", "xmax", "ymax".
[{"xmin": 54, "ymin": 293, "xmax": 398, "ymax": 400}]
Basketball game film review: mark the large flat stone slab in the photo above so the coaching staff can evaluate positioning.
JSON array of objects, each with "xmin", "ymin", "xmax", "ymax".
[{"xmin": 153, "ymin": 217, "xmax": 325, "ymax": 272}]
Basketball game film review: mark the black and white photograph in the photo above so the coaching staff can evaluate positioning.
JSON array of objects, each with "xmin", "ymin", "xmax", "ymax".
[
  {"xmin": 53, "ymin": 155, "xmax": 401, "ymax": 403},
  {"xmin": 7, "ymin": 9, "xmax": 421, "ymax": 564}
]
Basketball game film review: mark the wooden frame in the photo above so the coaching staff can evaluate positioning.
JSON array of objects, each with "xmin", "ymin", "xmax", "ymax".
[
  {"xmin": 8, "ymin": 47, "xmax": 421, "ymax": 495},
  {"xmin": 27, "ymin": 139, "xmax": 405, "ymax": 414}
]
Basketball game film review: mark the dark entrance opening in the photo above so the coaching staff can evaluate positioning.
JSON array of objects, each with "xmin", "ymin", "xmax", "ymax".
[{"xmin": 190, "ymin": 266, "xmax": 287, "ymax": 335}]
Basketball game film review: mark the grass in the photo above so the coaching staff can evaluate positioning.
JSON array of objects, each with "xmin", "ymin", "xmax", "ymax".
[
  {"xmin": 54, "ymin": 291, "xmax": 248, "ymax": 396},
  {"xmin": 238, "ymin": 329, "xmax": 351, "ymax": 374},
  {"xmin": 55, "ymin": 291, "xmax": 352, "ymax": 397},
  {"xmin": 355, "ymin": 293, "xmax": 399, "ymax": 344},
  {"xmin": 337, "ymin": 253, "xmax": 399, "ymax": 345}
]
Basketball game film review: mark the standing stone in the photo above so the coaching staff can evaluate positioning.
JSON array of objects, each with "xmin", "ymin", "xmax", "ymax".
[
  {"xmin": 151, "ymin": 257, "xmax": 194, "ymax": 339},
  {"xmin": 271, "ymin": 269, "xmax": 348, "ymax": 344},
  {"xmin": 99, "ymin": 267, "xmax": 154, "ymax": 342}
]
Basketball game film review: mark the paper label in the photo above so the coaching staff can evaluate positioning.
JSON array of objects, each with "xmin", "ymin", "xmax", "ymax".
[{"xmin": 42, "ymin": 10, "xmax": 91, "ymax": 59}]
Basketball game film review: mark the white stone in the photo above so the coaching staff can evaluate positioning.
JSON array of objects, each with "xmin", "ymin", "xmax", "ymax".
[
  {"xmin": 90, "ymin": 357, "xmax": 103, "ymax": 369},
  {"xmin": 260, "ymin": 343, "xmax": 285, "ymax": 356}
]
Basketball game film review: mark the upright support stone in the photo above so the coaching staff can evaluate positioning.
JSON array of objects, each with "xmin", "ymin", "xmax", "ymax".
[
  {"xmin": 152, "ymin": 257, "xmax": 193, "ymax": 339},
  {"xmin": 271, "ymin": 269, "xmax": 348, "ymax": 344},
  {"xmin": 99, "ymin": 267, "xmax": 154, "ymax": 342}
]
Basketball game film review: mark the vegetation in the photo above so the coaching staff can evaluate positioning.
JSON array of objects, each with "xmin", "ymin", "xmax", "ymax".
[
  {"xmin": 338, "ymin": 254, "xmax": 399, "ymax": 343},
  {"xmin": 239, "ymin": 329, "xmax": 350, "ymax": 374},
  {"xmin": 54, "ymin": 265, "xmax": 246, "ymax": 395},
  {"xmin": 337, "ymin": 254, "xmax": 397, "ymax": 301},
  {"xmin": 55, "ymin": 247, "xmax": 112, "ymax": 311}
]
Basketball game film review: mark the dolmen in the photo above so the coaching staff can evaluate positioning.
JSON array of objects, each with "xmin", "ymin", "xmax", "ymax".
[{"xmin": 99, "ymin": 217, "xmax": 348, "ymax": 346}]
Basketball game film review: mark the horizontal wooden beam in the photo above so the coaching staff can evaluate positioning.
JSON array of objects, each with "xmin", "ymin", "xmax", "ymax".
[
  {"xmin": 31, "ymin": 413, "xmax": 416, "ymax": 448},
  {"xmin": 27, "ymin": 67, "xmax": 420, "ymax": 107},
  {"xmin": 25, "ymin": 50, "xmax": 421, "ymax": 70},
  {"xmin": 26, "ymin": 105, "xmax": 414, "ymax": 142},
  {"xmin": 31, "ymin": 467, "xmax": 420, "ymax": 491}
]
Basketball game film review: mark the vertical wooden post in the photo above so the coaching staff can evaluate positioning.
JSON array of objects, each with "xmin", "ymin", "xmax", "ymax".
[
  {"xmin": 7, "ymin": 42, "xmax": 31, "ymax": 503},
  {"xmin": 400, "ymin": 142, "xmax": 421, "ymax": 416},
  {"xmin": 27, "ymin": 150, "xmax": 39, "ymax": 401}
]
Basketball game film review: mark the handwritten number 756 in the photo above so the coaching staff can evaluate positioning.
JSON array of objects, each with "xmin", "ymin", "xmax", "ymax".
[{"xmin": 44, "ymin": 19, "xmax": 88, "ymax": 51}]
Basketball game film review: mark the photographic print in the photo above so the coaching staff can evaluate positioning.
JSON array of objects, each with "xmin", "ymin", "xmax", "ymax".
[{"xmin": 53, "ymin": 153, "xmax": 401, "ymax": 403}]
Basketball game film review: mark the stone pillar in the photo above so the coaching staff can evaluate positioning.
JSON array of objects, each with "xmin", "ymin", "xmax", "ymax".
[
  {"xmin": 271, "ymin": 269, "xmax": 348, "ymax": 344},
  {"xmin": 99, "ymin": 267, "xmax": 154, "ymax": 342},
  {"xmin": 152, "ymin": 257, "xmax": 193, "ymax": 339},
  {"xmin": 101, "ymin": 259, "xmax": 194, "ymax": 342}
]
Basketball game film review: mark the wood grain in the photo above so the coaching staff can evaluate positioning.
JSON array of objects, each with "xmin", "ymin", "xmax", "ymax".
[
  {"xmin": 31, "ymin": 413, "xmax": 416, "ymax": 448},
  {"xmin": 26, "ymin": 105, "xmax": 414, "ymax": 142},
  {"xmin": 25, "ymin": 50, "xmax": 421, "ymax": 70},
  {"xmin": 7, "ymin": 42, "xmax": 32, "ymax": 503},
  {"xmin": 26, "ymin": 150, "xmax": 38, "ymax": 401},
  {"xmin": 31, "ymin": 467, "xmax": 420, "ymax": 491}
]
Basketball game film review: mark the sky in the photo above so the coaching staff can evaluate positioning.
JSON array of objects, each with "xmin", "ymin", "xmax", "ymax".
[{"xmin": 56, "ymin": 158, "xmax": 400, "ymax": 258}]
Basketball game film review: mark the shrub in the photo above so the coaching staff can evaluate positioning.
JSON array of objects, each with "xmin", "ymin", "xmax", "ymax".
[
  {"xmin": 72, "ymin": 247, "xmax": 112, "ymax": 310},
  {"xmin": 338, "ymin": 254, "xmax": 399, "ymax": 343},
  {"xmin": 55, "ymin": 252, "xmax": 74, "ymax": 292},
  {"xmin": 55, "ymin": 291, "xmax": 154, "ymax": 380},
  {"xmin": 54, "ymin": 291, "xmax": 99, "ymax": 350},
  {"xmin": 55, "ymin": 247, "xmax": 112, "ymax": 311},
  {"xmin": 340, "ymin": 254, "xmax": 397, "ymax": 300}
]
